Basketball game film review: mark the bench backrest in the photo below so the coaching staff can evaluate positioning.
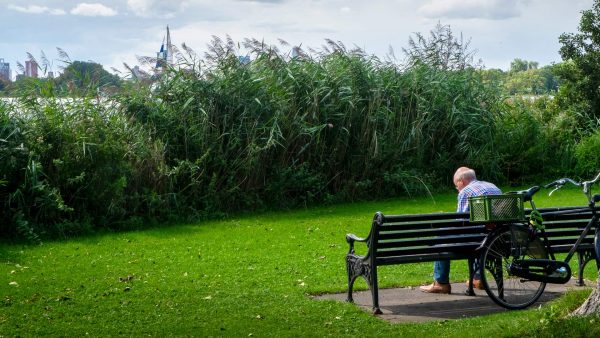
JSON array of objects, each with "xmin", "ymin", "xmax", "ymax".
[
  {"xmin": 371, "ymin": 212, "xmax": 485, "ymax": 265},
  {"xmin": 535, "ymin": 206, "xmax": 597, "ymax": 254},
  {"xmin": 370, "ymin": 206, "xmax": 597, "ymax": 266}
]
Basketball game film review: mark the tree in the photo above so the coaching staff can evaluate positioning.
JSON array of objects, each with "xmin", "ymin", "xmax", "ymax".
[
  {"xmin": 56, "ymin": 61, "xmax": 121, "ymax": 96},
  {"xmin": 560, "ymin": 0, "xmax": 600, "ymax": 315},
  {"xmin": 509, "ymin": 58, "xmax": 538, "ymax": 73},
  {"xmin": 558, "ymin": 0, "xmax": 600, "ymax": 118},
  {"xmin": 539, "ymin": 65, "xmax": 560, "ymax": 93},
  {"xmin": 504, "ymin": 69, "xmax": 545, "ymax": 95},
  {"xmin": 479, "ymin": 68, "xmax": 506, "ymax": 91}
]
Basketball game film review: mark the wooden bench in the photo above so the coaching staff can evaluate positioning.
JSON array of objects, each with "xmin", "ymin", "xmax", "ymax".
[{"xmin": 345, "ymin": 207, "xmax": 598, "ymax": 314}]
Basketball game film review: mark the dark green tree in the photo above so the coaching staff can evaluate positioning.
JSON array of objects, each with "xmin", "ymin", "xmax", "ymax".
[
  {"xmin": 560, "ymin": 3, "xmax": 600, "ymax": 315},
  {"xmin": 558, "ymin": 0, "xmax": 600, "ymax": 118},
  {"xmin": 509, "ymin": 58, "xmax": 538, "ymax": 73},
  {"xmin": 539, "ymin": 65, "xmax": 560, "ymax": 92}
]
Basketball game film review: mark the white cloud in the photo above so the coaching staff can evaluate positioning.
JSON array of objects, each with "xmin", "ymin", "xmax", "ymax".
[
  {"xmin": 418, "ymin": 0, "xmax": 523, "ymax": 20},
  {"xmin": 71, "ymin": 3, "xmax": 118, "ymax": 17},
  {"xmin": 7, "ymin": 4, "xmax": 66, "ymax": 15},
  {"xmin": 127, "ymin": 0, "xmax": 190, "ymax": 18}
]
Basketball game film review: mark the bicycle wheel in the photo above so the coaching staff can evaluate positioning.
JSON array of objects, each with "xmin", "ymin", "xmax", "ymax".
[{"xmin": 480, "ymin": 225, "xmax": 548, "ymax": 309}]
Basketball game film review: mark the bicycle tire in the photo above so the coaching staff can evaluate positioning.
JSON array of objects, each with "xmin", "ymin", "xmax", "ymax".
[{"xmin": 480, "ymin": 225, "xmax": 548, "ymax": 309}]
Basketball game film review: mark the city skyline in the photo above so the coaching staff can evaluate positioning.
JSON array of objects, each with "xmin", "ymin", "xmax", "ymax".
[{"xmin": 0, "ymin": 0, "xmax": 595, "ymax": 78}]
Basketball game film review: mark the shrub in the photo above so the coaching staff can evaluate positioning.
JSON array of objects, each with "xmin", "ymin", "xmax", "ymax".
[
  {"xmin": 495, "ymin": 97, "xmax": 578, "ymax": 184},
  {"xmin": 575, "ymin": 130, "xmax": 600, "ymax": 177}
]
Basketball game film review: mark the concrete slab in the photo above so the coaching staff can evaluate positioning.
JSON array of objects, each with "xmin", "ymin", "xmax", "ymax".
[{"xmin": 315, "ymin": 279, "xmax": 592, "ymax": 323}]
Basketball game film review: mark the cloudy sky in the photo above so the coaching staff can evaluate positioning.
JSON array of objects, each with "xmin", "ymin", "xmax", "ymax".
[{"xmin": 0, "ymin": 0, "xmax": 594, "ymax": 78}]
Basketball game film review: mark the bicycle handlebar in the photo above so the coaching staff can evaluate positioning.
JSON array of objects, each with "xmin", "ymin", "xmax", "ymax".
[
  {"xmin": 544, "ymin": 172, "xmax": 600, "ymax": 200},
  {"xmin": 543, "ymin": 178, "xmax": 581, "ymax": 189},
  {"xmin": 581, "ymin": 172, "xmax": 600, "ymax": 195}
]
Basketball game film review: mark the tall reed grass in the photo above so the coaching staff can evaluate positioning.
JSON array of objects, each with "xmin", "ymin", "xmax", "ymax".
[{"xmin": 0, "ymin": 39, "xmax": 588, "ymax": 240}]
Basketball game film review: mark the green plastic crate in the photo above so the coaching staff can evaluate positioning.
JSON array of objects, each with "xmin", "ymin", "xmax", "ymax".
[{"xmin": 469, "ymin": 194, "xmax": 525, "ymax": 222}]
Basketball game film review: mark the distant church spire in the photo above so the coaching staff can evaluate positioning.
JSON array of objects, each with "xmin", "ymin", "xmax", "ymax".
[{"xmin": 156, "ymin": 25, "xmax": 173, "ymax": 69}]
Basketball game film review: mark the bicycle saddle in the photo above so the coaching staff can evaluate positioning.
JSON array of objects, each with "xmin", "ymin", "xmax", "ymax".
[{"xmin": 506, "ymin": 186, "xmax": 540, "ymax": 202}]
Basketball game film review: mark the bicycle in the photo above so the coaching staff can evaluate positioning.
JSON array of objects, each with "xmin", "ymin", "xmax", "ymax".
[{"xmin": 477, "ymin": 172, "xmax": 600, "ymax": 309}]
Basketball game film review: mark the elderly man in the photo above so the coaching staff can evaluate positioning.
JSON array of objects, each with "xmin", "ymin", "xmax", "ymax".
[{"xmin": 419, "ymin": 167, "xmax": 501, "ymax": 294}]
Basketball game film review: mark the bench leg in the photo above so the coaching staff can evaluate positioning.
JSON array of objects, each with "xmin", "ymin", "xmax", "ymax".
[
  {"xmin": 345, "ymin": 254, "xmax": 382, "ymax": 314},
  {"xmin": 347, "ymin": 275, "xmax": 357, "ymax": 303},
  {"xmin": 346, "ymin": 255, "xmax": 359, "ymax": 302},
  {"xmin": 576, "ymin": 250, "xmax": 596, "ymax": 286},
  {"xmin": 369, "ymin": 265, "xmax": 382, "ymax": 314},
  {"xmin": 576, "ymin": 251, "xmax": 585, "ymax": 286},
  {"xmin": 465, "ymin": 257, "xmax": 475, "ymax": 296}
]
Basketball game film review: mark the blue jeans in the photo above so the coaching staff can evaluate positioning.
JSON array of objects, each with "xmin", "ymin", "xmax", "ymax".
[
  {"xmin": 433, "ymin": 259, "xmax": 480, "ymax": 283},
  {"xmin": 433, "ymin": 260, "xmax": 450, "ymax": 284}
]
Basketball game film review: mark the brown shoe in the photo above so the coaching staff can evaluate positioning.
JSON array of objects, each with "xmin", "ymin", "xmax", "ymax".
[
  {"xmin": 465, "ymin": 279, "xmax": 485, "ymax": 290},
  {"xmin": 419, "ymin": 281, "xmax": 451, "ymax": 294}
]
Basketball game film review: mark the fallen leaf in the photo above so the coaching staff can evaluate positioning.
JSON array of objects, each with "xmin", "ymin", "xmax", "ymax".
[{"xmin": 119, "ymin": 275, "xmax": 134, "ymax": 283}]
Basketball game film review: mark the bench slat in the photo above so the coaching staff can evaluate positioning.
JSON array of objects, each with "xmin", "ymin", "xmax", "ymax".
[
  {"xmin": 377, "ymin": 234, "xmax": 486, "ymax": 248},
  {"xmin": 544, "ymin": 220, "xmax": 590, "ymax": 229},
  {"xmin": 544, "ymin": 229, "xmax": 595, "ymax": 237},
  {"xmin": 377, "ymin": 225, "xmax": 486, "ymax": 239},
  {"xmin": 382, "ymin": 212, "xmax": 468, "ymax": 223},
  {"xmin": 550, "ymin": 243, "xmax": 595, "ymax": 253},
  {"xmin": 376, "ymin": 242, "xmax": 481, "ymax": 257},
  {"xmin": 547, "ymin": 237, "xmax": 594, "ymax": 246},
  {"xmin": 379, "ymin": 220, "xmax": 470, "ymax": 231},
  {"xmin": 376, "ymin": 252, "xmax": 474, "ymax": 265}
]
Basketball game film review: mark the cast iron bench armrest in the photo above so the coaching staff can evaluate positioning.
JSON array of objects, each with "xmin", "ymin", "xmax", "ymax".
[{"xmin": 346, "ymin": 233, "xmax": 369, "ymax": 254}]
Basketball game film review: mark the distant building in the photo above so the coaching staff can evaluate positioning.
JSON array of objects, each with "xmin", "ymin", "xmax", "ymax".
[
  {"xmin": 131, "ymin": 65, "xmax": 149, "ymax": 80},
  {"xmin": 238, "ymin": 55, "xmax": 251, "ymax": 65},
  {"xmin": 47, "ymin": 71, "xmax": 54, "ymax": 79},
  {"xmin": 156, "ymin": 25, "xmax": 173, "ymax": 70},
  {"xmin": 0, "ymin": 58, "xmax": 11, "ymax": 81},
  {"xmin": 25, "ymin": 60, "xmax": 38, "ymax": 78},
  {"xmin": 291, "ymin": 47, "xmax": 300, "ymax": 58}
]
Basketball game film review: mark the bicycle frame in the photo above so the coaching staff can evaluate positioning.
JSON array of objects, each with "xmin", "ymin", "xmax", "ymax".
[
  {"xmin": 477, "ymin": 174, "xmax": 600, "ymax": 309},
  {"xmin": 521, "ymin": 183, "xmax": 600, "ymax": 284}
]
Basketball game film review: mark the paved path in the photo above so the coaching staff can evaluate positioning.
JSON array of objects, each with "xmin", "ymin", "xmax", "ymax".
[{"xmin": 316, "ymin": 279, "xmax": 591, "ymax": 323}]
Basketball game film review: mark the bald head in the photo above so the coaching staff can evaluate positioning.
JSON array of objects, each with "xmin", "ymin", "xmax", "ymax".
[{"xmin": 453, "ymin": 167, "xmax": 476, "ymax": 191}]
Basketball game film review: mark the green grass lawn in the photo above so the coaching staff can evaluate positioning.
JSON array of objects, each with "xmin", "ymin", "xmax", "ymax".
[{"xmin": 1, "ymin": 187, "xmax": 599, "ymax": 337}]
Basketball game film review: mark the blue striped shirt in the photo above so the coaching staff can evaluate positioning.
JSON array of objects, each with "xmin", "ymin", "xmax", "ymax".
[{"xmin": 457, "ymin": 180, "xmax": 502, "ymax": 212}]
